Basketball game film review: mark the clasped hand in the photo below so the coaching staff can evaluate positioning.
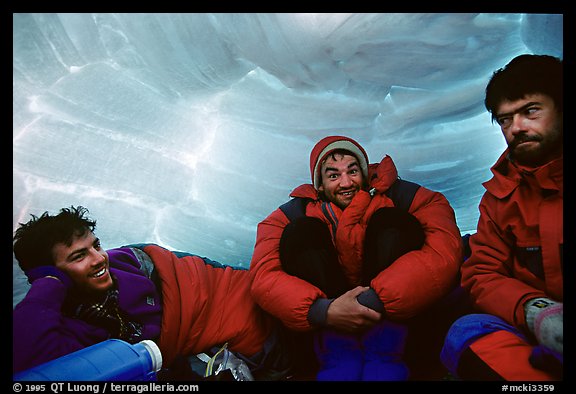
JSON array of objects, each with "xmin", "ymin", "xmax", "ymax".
[{"xmin": 325, "ymin": 286, "xmax": 382, "ymax": 332}]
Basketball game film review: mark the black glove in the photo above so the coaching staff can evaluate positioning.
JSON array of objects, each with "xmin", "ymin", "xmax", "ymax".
[{"xmin": 24, "ymin": 265, "xmax": 73, "ymax": 288}]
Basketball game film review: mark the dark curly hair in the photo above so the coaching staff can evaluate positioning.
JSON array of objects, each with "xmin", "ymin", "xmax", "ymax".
[
  {"xmin": 13, "ymin": 206, "xmax": 97, "ymax": 271},
  {"xmin": 485, "ymin": 54, "xmax": 563, "ymax": 123}
]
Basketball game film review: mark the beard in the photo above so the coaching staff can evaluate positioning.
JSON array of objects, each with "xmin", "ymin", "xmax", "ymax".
[{"xmin": 509, "ymin": 124, "xmax": 563, "ymax": 167}]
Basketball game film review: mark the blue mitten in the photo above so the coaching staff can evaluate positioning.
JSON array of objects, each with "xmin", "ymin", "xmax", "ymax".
[
  {"xmin": 529, "ymin": 345, "xmax": 563, "ymax": 374},
  {"xmin": 24, "ymin": 266, "xmax": 73, "ymax": 288}
]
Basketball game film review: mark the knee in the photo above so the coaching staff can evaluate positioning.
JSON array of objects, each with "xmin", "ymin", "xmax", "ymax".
[
  {"xmin": 441, "ymin": 313, "xmax": 515, "ymax": 374},
  {"xmin": 280, "ymin": 217, "xmax": 333, "ymax": 264},
  {"xmin": 367, "ymin": 207, "xmax": 425, "ymax": 250},
  {"xmin": 444, "ymin": 313, "xmax": 503, "ymax": 345},
  {"xmin": 280, "ymin": 217, "xmax": 331, "ymax": 251}
]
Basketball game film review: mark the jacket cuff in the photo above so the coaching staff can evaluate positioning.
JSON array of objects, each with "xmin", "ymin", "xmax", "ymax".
[
  {"xmin": 307, "ymin": 298, "xmax": 334, "ymax": 327},
  {"xmin": 357, "ymin": 287, "xmax": 385, "ymax": 313},
  {"xmin": 524, "ymin": 297, "xmax": 557, "ymax": 334}
]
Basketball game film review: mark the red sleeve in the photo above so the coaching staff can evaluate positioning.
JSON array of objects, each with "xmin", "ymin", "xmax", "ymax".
[
  {"xmin": 249, "ymin": 208, "xmax": 324, "ymax": 331},
  {"xmin": 370, "ymin": 187, "xmax": 463, "ymax": 319},
  {"xmin": 461, "ymin": 194, "xmax": 545, "ymax": 328}
]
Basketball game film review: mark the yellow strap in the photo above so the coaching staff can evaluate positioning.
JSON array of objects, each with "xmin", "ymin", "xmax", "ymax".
[{"xmin": 204, "ymin": 342, "xmax": 228, "ymax": 377}]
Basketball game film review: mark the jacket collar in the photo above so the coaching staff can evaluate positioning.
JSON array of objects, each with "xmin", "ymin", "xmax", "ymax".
[
  {"xmin": 484, "ymin": 149, "xmax": 563, "ymax": 199},
  {"xmin": 289, "ymin": 154, "xmax": 399, "ymax": 200},
  {"xmin": 290, "ymin": 183, "xmax": 318, "ymax": 199}
]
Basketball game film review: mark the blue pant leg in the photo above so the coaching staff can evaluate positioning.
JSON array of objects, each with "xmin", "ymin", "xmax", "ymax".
[{"xmin": 361, "ymin": 320, "xmax": 409, "ymax": 381}]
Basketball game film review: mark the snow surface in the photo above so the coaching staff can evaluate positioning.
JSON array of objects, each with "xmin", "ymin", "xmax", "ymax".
[{"xmin": 13, "ymin": 13, "xmax": 563, "ymax": 306}]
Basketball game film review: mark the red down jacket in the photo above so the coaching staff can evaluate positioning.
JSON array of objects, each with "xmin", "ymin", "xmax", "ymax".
[
  {"xmin": 461, "ymin": 151, "xmax": 563, "ymax": 331},
  {"xmin": 139, "ymin": 244, "xmax": 274, "ymax": 367},
  {"xmin": 249, "ymin": 154, "xmax": 463, "ymax": 331}
]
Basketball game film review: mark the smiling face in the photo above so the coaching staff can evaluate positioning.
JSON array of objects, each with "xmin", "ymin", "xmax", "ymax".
[
  {"xmin": 495, "ymin": 93, "xmax": 563, "ymax": 167},
  {"xmin": 318, "ymin": 152, "xmax": 364, "ymax": 209},
  {"xmin": 53, "ymin": 231, "xmax": 113, "ymax": 295}
]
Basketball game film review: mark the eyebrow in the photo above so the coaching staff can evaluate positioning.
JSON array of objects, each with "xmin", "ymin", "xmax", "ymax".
[
  {"xmin": 66, "ymin": 237, "xmax": 99, "ymax": 261},
  {"xmin": 67, "ymin": 247, "xmax": 87, "ymax": 261},
  {"xmin": 496, "ymin": 101, "xmax": 540, "ymax": 118},
  {"xmin": 324, "ymin": 161, "xmax": 360, "ymax": 174}
]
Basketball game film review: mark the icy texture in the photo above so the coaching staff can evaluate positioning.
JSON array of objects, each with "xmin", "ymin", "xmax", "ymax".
[{"xmin": 13, "ymin": 13, "xmax": 563, "ymax": 306}]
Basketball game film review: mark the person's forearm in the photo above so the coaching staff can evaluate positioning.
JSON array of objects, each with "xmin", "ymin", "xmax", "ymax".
[{"xmin": 13, "ymin": 279, "xmax": 87, "ymax": 372}]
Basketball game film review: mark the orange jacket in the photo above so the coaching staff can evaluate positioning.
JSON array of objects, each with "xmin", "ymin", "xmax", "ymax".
[
  {"xmin": 138, "ymin": 244, "xmax": 274, "ymax": 367},
  {"xmin": 249, "ymin": 155, "xmax": 463, "ymax": 331},
  {"xmin": 461, "ymin": 151, "xmax": 563, "ymax": 331}
]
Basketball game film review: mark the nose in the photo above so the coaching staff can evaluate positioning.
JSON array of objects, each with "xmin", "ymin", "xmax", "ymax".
[
  {"xmin": 340, "ymin": 173, "xmax": 353, "ymax": 187},
  {"xmin": 89, "ymin": 248, "xmax": 107, "ymax": 264},
  {"xmin": 510, "ymin": 114, "xmax": 527, "ymax": 136}
]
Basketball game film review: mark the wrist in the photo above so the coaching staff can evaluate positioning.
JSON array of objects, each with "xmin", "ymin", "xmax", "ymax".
[
  {"xmin": 308, "ymin": 298, "xmax": 334, "ymax": 327},
  {"xmin": 524, "ymin": 297, "xmax": 557, "ymax": 333}
]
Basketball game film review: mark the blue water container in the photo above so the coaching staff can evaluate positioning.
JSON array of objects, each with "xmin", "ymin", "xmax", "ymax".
[{"xmin": 13, "ymin": 339, "xmax": 162, "ymax": 381}]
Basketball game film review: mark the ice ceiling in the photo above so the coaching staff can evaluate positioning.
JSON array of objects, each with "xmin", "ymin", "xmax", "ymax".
[{"xmin": 13, "ymin": 13, "xmax": 563, "ymax": 306}]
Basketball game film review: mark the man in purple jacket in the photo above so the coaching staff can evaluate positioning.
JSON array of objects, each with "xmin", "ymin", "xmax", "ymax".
[
  {"xmin": 12, "ymin": 206, "xmax": 164, "ymax": 374},
  {"xmin": 12, "ymin": 206, "xmax": 292, "ymax": 380}
]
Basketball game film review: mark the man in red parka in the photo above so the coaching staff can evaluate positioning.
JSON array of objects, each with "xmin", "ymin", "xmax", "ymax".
[
  {"xmin": 440, "ymin": 54, "xmax": 563, "ymax": 381},
  {"xmin": 250, "ymin": 135, "xmax": 464, "ymax": 380}
]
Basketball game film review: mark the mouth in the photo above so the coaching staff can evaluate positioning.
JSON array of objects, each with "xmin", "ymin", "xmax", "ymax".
[
  {"xmin": 339, "ymin": 190, "xmax": 356, "ymax": 198},
  {"xmin": 90, "ymin": 266, "xmax": 108, "ymax": 279},
  {"xmin": 512, "ymin": 137, "xmax": 539, "ymax": 149},
  {"xmin": 516, "ymin": 140, "xmax": 536, "ymax": 146}
]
